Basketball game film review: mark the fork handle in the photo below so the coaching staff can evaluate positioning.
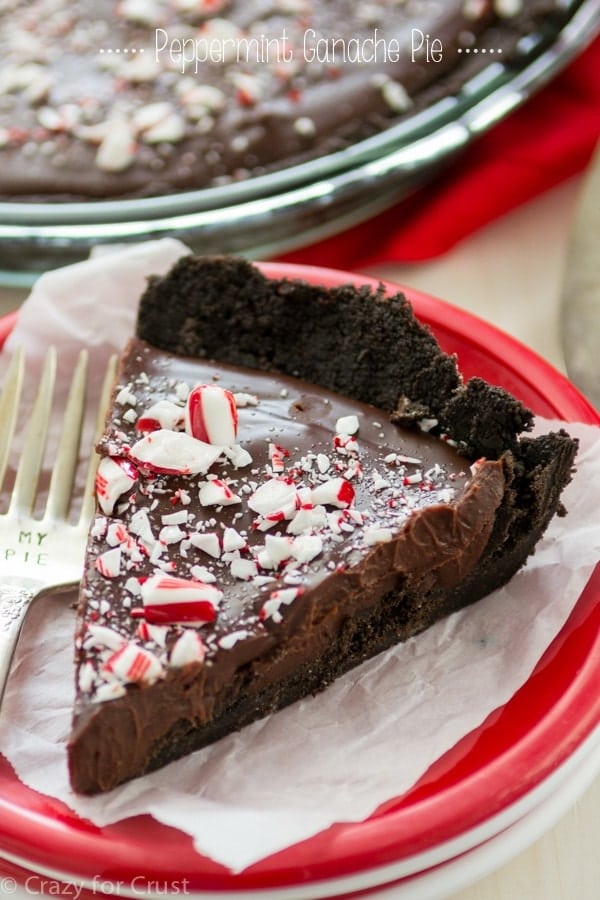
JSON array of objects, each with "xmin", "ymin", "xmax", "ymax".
[{"xmin": 0, "ymin": 584, "xmax": 36, "ymax": 705}]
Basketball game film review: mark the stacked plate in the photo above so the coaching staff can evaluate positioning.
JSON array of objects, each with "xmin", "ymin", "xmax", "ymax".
[{"xmin": 0, "ymin": 266, "xmax": 598, "ymax": 899}]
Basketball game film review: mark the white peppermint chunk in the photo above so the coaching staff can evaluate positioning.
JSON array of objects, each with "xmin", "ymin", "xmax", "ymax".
[
  {"xmin": 161, "ymin": 509, "xmax": 189, "ymax": 526},
  {"xmin": 83, "ymin": 624, "xmax": 125, "ymax": 652},
  {"xmin": 91, "ymin": 516, "xmax": 108, "ymax": 540},
  {"xmin": 223, "ymin": 527, "xmax": 246, "ymax": 552},
  {"xmin": 159, "ymin": 525, "xmax": 187, "ymax": 545},
  {"xmin": 96, "ymin": 120, "xmax": 136, "ymax": 173},
  {"xmin": 248, "ymin": 478, "xmax": 297, "ymax": 516},
  {"xmin": 316, "ymin": 453, "xmax": 331, "ymax": 473},
  {"xmin": 190, "ymin": 565, "xmax": 217, "ymax": 583},
  {"xmin": 129, "ymin": 508, "xmax": 156, "ymax": 550},
  {"xmin": 189, "ymin": 531, "xmax": 221, "ymax": 558},
  {"xmin": 258, "ymin": 535, "xmax": 293, "ymax": 569},
  {"xmin": 124, "ymin": 576, "xmax": 142, "ymax": 597},
  {"xmin": 291, "ymin": 534, "xmax": 323, "ymax": 564},
  {"xmin": 381, "ymin": 78, "xmax": 412, "ymax": 112},
  {"xmin": 495, "ymin": 0, "xmax": 522, "ymax": 16},
  {"xmin": 119, "ymin": 0, "xmax": 165, "ymax": 25},
  {"xmin": 260, "ymin": 587, "xmax": 301, "ymax": 624},
  {"xmin": 170, "ymin": 630, "xmax": 206, "ymax": 668},
  {"xmin": 233, "ymin": 391, "xmax": 258, "ymax": 407},
  {"xmin": 223, "ymin": 444, "xmax": 253, "ymax": 468},
  {"xmin": 218, "ymin": 629, "xmax": 251, "ymax": 650},
  {"xmin": 363, "ymin": 525, "xmax": 394, "ymax": 545},
  {"xmin": 335, "ymin": 415, "xmax": 360, "ymax": 435},
  {"xmin": 78, "ymin": 662, "xmax": 96, "ymax": 694},
  {"xmin": 230, "ymin": 557, "xmax": 258, "ymax": 580},
  {"xmin": 287, "ymin": 505, "xmax": 328, "ymax": 535},
  {"xmin": 92, "ymin": 682, "xmax": 127, "ymax": 703}
]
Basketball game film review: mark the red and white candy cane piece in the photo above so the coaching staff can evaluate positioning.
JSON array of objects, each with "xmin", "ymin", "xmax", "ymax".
[
  {"xmin": 129, "ymin": 429, "xmax": 223, "ymax": 475},
  {"xmin": 170, "ymin": 630, "xmax": 207, "ymax": 668},
  {"xmin": 199, "ymin": 478, "xmax": 241, "ymax": 507},
  {"xmin": 268, "ymin": 443, "xmax": 289, "ymax": 473},
  {"xmin": 103, "ymin": 642, "xmax": 164, "ymax": 685},
  {"xmin": 140, "ymin": 572, "xmax": 222, "ymax": 625},
  {"xmin": 136, "ymin": 620, "xmax": 169, "ymax": 646},
  {"xmin": 311, "ymin": 477, "xmax": 355, "ymax": 508},
  {"xmin": 94, "ymin": 546, "xmax": 122, "ymax": 578},
  {"xmin": 136, "ymin": 399, "xmax": 186, "ymax": 432},
  {"xmin": 186, "ymin": 384, "xmax": 238, "ymax": 445},
  {"xmin": 95, "ymin": 456, "xmax": 138, "ymax": 515}
]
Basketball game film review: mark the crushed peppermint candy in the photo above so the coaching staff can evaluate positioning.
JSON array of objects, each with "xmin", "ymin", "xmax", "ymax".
[{"xmin": 80, "ymin": 359, "xmax": 470, "ymax": 704}]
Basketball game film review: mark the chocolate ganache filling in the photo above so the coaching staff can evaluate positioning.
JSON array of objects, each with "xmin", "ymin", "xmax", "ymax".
[{"xmin": 69, "ymin": 337, "xmax": 504, "ymax": 794}]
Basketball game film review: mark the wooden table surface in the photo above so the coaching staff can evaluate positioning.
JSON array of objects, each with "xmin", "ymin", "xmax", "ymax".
[{"xmin": 0, "ymin": 177, "xmax": 598, "ymax": 899}]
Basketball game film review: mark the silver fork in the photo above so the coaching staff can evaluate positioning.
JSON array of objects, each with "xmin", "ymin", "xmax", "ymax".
[{"xmin": 0, "ymin": 347, "xmax": 117, "ymax": 704}]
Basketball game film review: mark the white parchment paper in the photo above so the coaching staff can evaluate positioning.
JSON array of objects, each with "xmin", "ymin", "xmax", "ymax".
[{"xmin": 0, "ymin": 241, "xmax": 598, "ymax": 872}]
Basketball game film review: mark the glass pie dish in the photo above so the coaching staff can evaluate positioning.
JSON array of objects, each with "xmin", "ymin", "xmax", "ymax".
[{"xmin": 0, "ymin": 0, "xmax": 597, "ymax": 287}]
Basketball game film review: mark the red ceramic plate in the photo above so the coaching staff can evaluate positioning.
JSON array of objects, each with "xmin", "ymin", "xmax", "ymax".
[{"xmin": 0, "ymin": 263, "xmax": 598, "ymax": 896}]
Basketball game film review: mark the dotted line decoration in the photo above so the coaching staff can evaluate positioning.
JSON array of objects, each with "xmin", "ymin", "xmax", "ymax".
[
  {"xmin": 457, "ymin": 47, "xmax": 503, "ymax": 54},
  {"xmin": 99, "ymin": 48, "xmax": 146, "ymax": 54}
]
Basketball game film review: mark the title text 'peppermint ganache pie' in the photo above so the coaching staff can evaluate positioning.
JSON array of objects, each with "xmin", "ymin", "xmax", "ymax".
[{"xmin": 68, "ymin": 257, "xmax": 577, "ymax": 794}]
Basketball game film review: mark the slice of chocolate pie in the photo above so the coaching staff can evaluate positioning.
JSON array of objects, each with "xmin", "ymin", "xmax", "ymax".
[{"xmin": 68, "ymin": 257, "xmax": 577, "ymax": 795}]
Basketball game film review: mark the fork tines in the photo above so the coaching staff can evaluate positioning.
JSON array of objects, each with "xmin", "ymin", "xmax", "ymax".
[{"xmin": 0, "ymin": 348, "xmax": 117, "ymax": 524}]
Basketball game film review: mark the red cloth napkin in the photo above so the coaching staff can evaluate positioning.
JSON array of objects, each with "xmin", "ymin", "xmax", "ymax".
[{"xmin": 277, "ymin": 35, "xmax": 600, "ymax": 268}]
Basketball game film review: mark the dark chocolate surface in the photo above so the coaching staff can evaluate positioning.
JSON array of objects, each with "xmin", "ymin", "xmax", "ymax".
[{"xmin": 69, "ymin": 337, "xmax": 505, "ymax": 792}]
